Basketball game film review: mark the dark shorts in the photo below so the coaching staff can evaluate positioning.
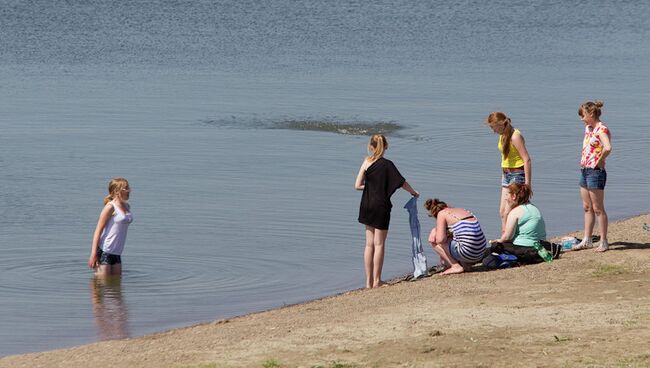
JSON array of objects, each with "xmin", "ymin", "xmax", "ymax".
[
  {"xmin": 501, "ymin": 170, "xmax": 525, "ymax": 187},
  {"xmin": 97, "ymin": 248, "xmax": 121, "ymax": 265},
  {"xmin": 579, "ymin": 168, "xmax": 607, "ymax": 190}
]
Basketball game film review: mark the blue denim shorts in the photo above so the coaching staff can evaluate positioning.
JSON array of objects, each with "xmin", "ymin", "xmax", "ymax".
[
  {"xmin": 449, "ymin": 240, "xmax": 474, "ymax": 264},
  {"xmin": 501, "ymin": 170, "xmax": 525, "ymax": 187},
  {"xmin": 579, "ymin": 168, "xmax": 607, "ymax": 190},
  {"xmin": 97, "ymin": 248, "xmax": 122, "ymax": 265}
]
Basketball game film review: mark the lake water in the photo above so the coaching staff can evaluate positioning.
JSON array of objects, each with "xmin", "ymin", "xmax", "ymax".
[{"xmin": 1, "ymin": 0, "xmax": 649, "ymax": 356}]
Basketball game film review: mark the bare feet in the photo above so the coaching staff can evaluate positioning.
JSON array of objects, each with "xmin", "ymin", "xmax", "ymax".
[
  {"xmin": 594, "ymin": 239, "xmax": 609, "ymax": 252},
  {"xmin": 572, "ymin": 238, "xmax": 593, "ymax": 251},
  {"xmin": 374, "ymin": 281, "xmax": 388, "ymax": 288},
  {"xmin": 440, "ymin": 264, "xmax": 464, "ymax": 275}
]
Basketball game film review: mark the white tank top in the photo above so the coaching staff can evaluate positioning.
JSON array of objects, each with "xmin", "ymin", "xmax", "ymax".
[{"xmin": 99, "ymin": 201, "xmax": 133, "ymax": 255}]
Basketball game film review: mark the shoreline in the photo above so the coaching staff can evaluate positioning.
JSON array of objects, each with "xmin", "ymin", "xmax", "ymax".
[{"xmin": 2, "ymin": 213, "xmax": 649, "ymax": 367}]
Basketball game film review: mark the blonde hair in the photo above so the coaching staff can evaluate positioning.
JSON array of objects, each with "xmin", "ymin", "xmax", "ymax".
[
  {"xmin": 486, "ymin": 112, "xmax": 515, "ymax": 160},
  {"xmin": 104, "ymin": 178, "xmax": 129, "ymax": 205},
  {"xmin": 367, "ymin": 134, "xmax": 388, "ymax": 162},
  {"xmin": 424, "ymin": 198, "xmax": 448, "ymax": 218},
  {"xmin": 578, "ymin": 100, "xmax": 604, "ymax": 119}
]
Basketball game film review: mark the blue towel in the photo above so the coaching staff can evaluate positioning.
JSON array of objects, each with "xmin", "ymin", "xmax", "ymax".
[{"xmin": 404, "ymin": 197, "xmax": 427, "ymax": 278}]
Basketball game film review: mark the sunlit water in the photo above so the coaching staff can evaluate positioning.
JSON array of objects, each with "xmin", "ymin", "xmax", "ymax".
[{"xmin": 1, "ymin": 0, "xmax": 649, "ymax": 356}]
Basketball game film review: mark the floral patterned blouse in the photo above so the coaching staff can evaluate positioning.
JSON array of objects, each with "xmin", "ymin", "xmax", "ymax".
[{"xmin": 580, "ymin": 123, "xmax": 610, "ymax": 169}]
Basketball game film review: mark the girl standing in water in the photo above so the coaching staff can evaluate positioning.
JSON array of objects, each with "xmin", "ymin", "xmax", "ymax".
[
  {"xmin": 355, "ymin": 134, "xmax": 418, "ymax": 288},
  {"xmin": 574, "ymin": 100, "xmax": 612, "ymax": 252},
  {"xmin": 486, "ymin": 112, "xmax": 532, "ymax": 234},
  {"xmin": 88, "ymin": 178, "xmax": 134, "ymax": 277}
]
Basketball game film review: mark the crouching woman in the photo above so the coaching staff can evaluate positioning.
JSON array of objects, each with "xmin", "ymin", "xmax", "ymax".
[
  {"xmin": 489, "ymin": 183, "xmax": 555, "ymax": 263},
  {"xmin": 424, "ymin": 198, "xmax": 488, "ymax": 275}
]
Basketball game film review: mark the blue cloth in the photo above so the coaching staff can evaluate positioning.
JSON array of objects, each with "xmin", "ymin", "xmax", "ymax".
[{"xmin": 404, "ymin": 197, "xmax": 427, "ymax": 278}]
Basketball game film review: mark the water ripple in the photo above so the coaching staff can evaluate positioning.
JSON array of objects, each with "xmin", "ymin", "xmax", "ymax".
[{"xmin": 0, "ymin": 250, "xmax": 314, "ymax": 301}]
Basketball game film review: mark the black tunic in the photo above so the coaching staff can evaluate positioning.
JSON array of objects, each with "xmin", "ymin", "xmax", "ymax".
[{"xmin": 358, "ymin": 157, "xmax": 406, "ymax": 230}]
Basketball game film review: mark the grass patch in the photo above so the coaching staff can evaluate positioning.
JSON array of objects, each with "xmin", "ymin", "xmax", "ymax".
[
  {"xmin": 311, "ymin": 362, "xmax": 357, "ymax": 368},
  {"xmin": 617, "ymin": 353, "xmax": 650, "ymax": 367},
  {"xmin": 592, "ymin": 263, "xmax": 628, "ymax": 277},
  {"xmin": 263, "ymin": 359, "xmax": 281, "ymax": 368}
]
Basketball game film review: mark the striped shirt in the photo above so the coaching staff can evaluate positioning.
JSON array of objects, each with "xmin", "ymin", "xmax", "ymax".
[{"xmin": 449, "ymin": 218, "xmax": 488, "ymax": 263}]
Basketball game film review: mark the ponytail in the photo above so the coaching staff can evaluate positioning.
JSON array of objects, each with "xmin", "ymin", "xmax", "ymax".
[
  {"xmin": 104, "ymin": 178, "xmax": 129, "ymax": 205},
  {"xmin": 501, "ymin": 119, "xmax": 514, "ymax": 159},
  {"xmin": 367, "ymin": 134, "xmax": 387, "ymax": 162},
  {"xmin": 103, "ymin": 194, "xmax": 114, "ymax": 205}
]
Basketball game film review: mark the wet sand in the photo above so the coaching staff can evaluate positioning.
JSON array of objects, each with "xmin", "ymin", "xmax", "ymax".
[{"xmin": 2, "ymin": 214, "xmax": 649, "ymax": 368}]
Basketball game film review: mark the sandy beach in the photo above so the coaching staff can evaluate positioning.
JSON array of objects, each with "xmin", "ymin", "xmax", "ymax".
[{"xmin": 2, "ymin": 214, "xmax": 649, "ymax": 368}]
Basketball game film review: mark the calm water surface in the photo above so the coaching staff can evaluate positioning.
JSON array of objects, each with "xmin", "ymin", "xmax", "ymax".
[{"xmin": 1, "ymin": 0, "xmax": 649, "ymax": 356}]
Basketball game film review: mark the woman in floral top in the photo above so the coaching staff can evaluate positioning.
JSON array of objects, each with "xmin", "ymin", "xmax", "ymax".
[{"xmin": 574, "ymin": 100, "xmax": 612, "ymax": 252}]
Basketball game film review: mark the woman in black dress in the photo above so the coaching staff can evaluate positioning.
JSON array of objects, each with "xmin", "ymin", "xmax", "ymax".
[{"xmin": 355, "ymin": 134, "xmax": 419, "ymax": 288}]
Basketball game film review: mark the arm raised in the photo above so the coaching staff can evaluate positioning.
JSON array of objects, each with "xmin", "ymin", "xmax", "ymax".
[{"xmin": 355, "ymin": 159, "xmax": 369, "ymax": 191}]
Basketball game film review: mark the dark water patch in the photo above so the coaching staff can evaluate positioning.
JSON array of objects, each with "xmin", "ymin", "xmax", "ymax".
[
  {"xmin": 271, "ymin": 119, "xmax": 402, "ymax": 136},
  {"xmin": 201, "ymin": 116, "xmax": 268, "ymax": 130},
  {"xmin": 202, "ymin": 116, "xmax": 403, "ymax": 136}
]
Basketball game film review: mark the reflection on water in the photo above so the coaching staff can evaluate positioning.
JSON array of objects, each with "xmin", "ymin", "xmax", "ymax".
[{"xmin": 90, "ymin": 277, "xmax": 129, "ymax": 341}]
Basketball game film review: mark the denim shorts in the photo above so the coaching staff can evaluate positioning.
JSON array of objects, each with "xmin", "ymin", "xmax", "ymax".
[
  {"xmin": 579, "ymin": 168, "xmax": 607, "ymax": 190},
  {"xmin": 97, "ymin": 248, "xmax": 121, "ymax": 265},
  {"xmin": 449, "ymin": 240, "xmax": 474, "ymax": 264},
  {"xmin": 501, "ymin": 170, "xmax": 525, "ymax": 187}
]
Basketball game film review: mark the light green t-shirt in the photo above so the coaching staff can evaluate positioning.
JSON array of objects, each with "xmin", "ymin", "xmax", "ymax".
[{"xmin": 513, "ymin": 203, "xmax": 546, "ymax": 247}]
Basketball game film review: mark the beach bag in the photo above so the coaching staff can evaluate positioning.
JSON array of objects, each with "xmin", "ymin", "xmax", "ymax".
[
  {"xmin": 490, "ymin": 241, "xmax": 561, "ymax": 264},
  {"xmin": 544, "ymin": 240, "xmax": 562, "ymax": 260},
  {"xmin": 482, "ymin": 252, "xmax": 518, "ymax": 269}
]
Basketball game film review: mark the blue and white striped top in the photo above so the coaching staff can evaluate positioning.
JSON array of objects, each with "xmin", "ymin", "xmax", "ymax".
[{"xmin": 448, "ymin": 216, "xmax": 488, "ymax": 263}]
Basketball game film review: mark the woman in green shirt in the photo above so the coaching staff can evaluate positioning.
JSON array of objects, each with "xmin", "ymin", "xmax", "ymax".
[{"xmin": 489, "ymin": 183, "xmax": 554, "ymax": 263}]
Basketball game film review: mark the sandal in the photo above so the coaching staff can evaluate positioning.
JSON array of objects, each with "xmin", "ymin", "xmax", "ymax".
[{"xmin": 428, "ymin": 264, "xmax": 447, "ymax": 275}]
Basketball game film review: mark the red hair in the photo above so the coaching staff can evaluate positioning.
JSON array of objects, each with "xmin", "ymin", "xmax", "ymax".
[{"xmin": 507, "ymin": 183, "xmax": 532, "ymax": 206}]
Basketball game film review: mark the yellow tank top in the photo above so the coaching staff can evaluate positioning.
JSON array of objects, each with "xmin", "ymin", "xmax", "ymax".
[{"xmin": 498, "ymin": 129, "xmax": 525, "ymax": 168}]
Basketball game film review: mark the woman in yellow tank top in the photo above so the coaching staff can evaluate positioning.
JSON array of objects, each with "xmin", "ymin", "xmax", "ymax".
[{"xmin": 486, "ymin": 112, "xmax": 532, "ymax": 235}]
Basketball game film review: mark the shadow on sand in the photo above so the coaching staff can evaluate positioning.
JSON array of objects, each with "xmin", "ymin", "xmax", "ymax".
[{"xmin": 607, "ymin": 241, "xmax": 650, "ymax": 251}]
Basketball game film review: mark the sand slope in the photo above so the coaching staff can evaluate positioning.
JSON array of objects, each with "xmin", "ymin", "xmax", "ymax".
[{"xmin": 2, "ymin": 214, "xmax": 649, "ymax": 368}]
